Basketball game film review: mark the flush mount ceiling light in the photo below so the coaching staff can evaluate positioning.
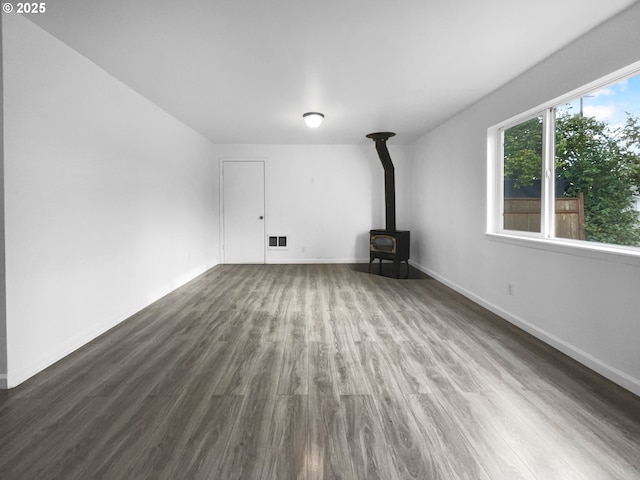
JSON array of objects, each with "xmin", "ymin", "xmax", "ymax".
[{"xmin": 303, "ymin": 112, "xmax": 324, "ymax": 128}]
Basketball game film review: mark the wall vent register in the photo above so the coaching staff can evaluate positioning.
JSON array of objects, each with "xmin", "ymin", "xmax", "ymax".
[{"xmin": 268, "ymin": 235, "xmax": 287, "ymax": 249}]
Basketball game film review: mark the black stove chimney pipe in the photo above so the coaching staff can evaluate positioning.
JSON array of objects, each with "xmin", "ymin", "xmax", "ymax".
[{"xmin": 366, "ymin": 132, "xmax": 396, "ymax": 231}]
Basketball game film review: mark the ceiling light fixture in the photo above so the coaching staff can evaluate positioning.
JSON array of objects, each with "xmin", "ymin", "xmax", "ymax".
[{"xmin": 303, "ymin": 112, "xmax": 324, "ymax": 128}]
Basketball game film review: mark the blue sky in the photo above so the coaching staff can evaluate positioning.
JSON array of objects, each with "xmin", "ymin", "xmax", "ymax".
[{"xmin": 559, "ymin": 72, "xmax": 640, "ymax": 129}]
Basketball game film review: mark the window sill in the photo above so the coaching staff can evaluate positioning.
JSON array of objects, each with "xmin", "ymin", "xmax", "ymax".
[{"xmin": 485, "ymin": 232, "xmax": 640, "ymax": 268}]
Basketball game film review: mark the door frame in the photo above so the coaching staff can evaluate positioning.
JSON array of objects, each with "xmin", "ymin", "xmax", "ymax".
[{"xmin": 219, "ymin": 158, "xmax": 267, "ymax": 264}]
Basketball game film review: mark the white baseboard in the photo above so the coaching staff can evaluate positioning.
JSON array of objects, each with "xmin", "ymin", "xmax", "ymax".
[
  {"xmin": 410, "ymin": 260, "xmax": 640, "ymax": 397},
  {"xmin": 266, "ymin": 258, "xmax": 370, "ymax": 264},
  {"xmin": 6, "ymin": 314, "xmax": 131, "ymax": 389},
  {"xmin": 4, "ymin": 263, "xmax": 214, "ymax": 390}
]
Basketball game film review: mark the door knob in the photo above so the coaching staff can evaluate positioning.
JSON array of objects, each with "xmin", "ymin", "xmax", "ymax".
[{"xmin": 259, "ymin": 216, "xmax": 264, "ymax": 219}]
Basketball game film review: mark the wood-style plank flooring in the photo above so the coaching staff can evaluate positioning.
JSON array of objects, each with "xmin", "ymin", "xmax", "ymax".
[{"xmin": 1, "ymin": 263, "xmax": 639, "ymax": 479}]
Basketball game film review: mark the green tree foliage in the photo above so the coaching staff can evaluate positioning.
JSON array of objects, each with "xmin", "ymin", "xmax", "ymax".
[
  {"xmin": 504, "ymin": 110, "xmax": 640, "ymax": 246},
  {"xmin": 503, "ymin": 117, "xmax": 543, "ymax": 189}
]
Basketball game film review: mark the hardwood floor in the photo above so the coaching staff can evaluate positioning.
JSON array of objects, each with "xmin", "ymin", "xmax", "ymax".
[{"xmin": 1, "ymin": 263, "xmax": 639, "ymax": 479}]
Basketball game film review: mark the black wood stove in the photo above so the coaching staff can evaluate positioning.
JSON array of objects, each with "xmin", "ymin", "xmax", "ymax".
[
  {"xmin": 367, "ymin": 132, "xmax": 410, "ymax": 279},
  {"xmin": 370, "ymin": 229, "xmax": 410, "ymax": 278}
]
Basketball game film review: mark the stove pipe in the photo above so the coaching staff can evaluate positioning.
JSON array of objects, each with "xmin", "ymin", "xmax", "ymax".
[{"xmin": 366, "ymin": 132, "xmax": 396, "ymax": 231}]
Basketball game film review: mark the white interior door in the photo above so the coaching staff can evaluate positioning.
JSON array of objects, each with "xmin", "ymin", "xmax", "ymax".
[{"xmin": 222, "ymin": 160, "xmax": 265, "ymax": 263}]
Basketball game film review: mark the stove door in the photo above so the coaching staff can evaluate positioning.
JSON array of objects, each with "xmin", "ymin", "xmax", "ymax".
[{"xmin": 370, "ymin": 234, "xmax": 396, "ymax": 254}]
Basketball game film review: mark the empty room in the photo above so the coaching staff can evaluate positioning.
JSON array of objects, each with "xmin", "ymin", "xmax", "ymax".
[{"xmin": 1, "ymin": 1, "xmax": 640, "ymax": 479}]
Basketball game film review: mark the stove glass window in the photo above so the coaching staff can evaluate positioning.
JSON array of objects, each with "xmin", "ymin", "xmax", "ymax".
[{"xmin": 371, "ymin": 235, "xmax": 396, "ymax": 253}]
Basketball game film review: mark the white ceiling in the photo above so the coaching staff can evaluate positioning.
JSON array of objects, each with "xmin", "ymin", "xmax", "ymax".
[{"xmin": 27, "ymin": 0, "xmax": 636, "ymax": 145}]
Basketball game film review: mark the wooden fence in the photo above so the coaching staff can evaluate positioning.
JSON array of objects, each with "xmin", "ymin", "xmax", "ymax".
[{"xmin": 504, "ymin": 192, "xmax": 585, "ymax": 240}]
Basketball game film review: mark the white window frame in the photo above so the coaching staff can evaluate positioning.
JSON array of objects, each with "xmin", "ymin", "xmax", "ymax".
[{"xmin": 487, "ymin": 60, "xmax": 640, "ymax": 266}]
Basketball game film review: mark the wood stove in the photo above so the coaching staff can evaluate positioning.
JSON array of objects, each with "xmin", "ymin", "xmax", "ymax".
[
  {"xmin": 369, "ymin": 229, "xmax": 410, "ymax": 278},
  {"xmin": 367, "ymin": 132, "xmax": 411, "ymax": 279}
]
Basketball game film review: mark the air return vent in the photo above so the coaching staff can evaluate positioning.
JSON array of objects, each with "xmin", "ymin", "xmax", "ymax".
[{"xmin": 268, "ymin": 235, "xmax": 288, "ymax": 249}]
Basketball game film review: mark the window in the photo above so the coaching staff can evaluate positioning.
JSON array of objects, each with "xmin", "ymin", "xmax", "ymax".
[
  {"xmin": 490, "ymin": 63, "xmax": 640, "ymax": 252},
  {"xmin": 503, "ymin": 115, "xmax": 544, "ymax": 233}
]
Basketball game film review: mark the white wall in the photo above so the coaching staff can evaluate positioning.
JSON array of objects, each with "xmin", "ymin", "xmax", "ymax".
[
  {"xmin": 2, "ymin": 14, "xmax": 219, "ymax": 388},
  {"xmin": 408, "ymin": 3, "xmax": 640, "ymax": 395},
  {"xmin": 0, "ymin": 16, "xmax": 7, "ymax": 388},
  {"xmin": 216, "ymin": 143, "xmax": 411, "ymax": 264}
]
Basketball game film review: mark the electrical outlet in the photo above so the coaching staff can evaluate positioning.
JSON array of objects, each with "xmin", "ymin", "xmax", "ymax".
[{"xmin": 507, "ymin": 283, "xmax": 515, "ymax": 296}]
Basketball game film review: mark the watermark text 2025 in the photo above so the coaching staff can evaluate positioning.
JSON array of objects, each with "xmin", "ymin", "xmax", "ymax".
[{"xmin": 2, "ymin": 3, "xmax": 47, "ymax": 14}]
